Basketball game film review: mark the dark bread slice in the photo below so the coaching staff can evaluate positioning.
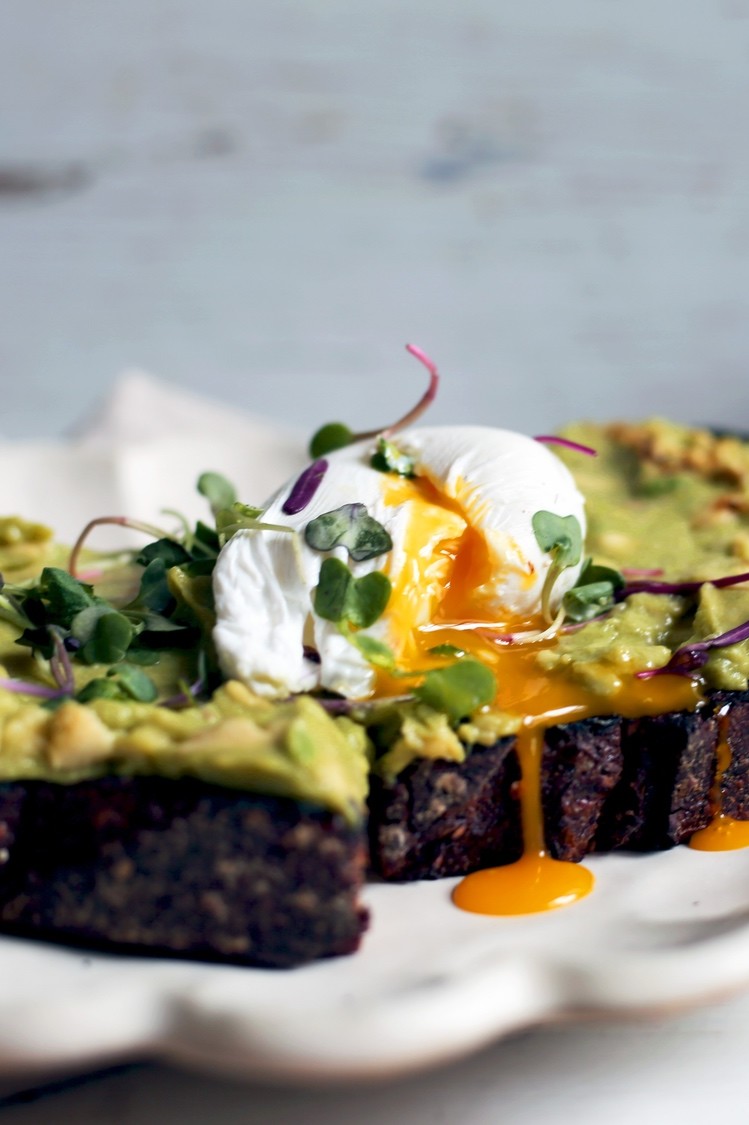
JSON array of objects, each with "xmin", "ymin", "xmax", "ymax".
[
  {"xmin": 368, "ymin": 701, "xmax": 728, "ymax": 880},
  {"xmin": 593, "ymin": 708, "xmax": 717, "ymax": 853},
  {"xmin": 0, "ymin": 776, "xmax": 368, "ymax": 968},
  {"xmin": 368, "ymin": 735, "xmax": 522, "ymax": 881},
  {"xmin": 713, "ymin": 690, "xmax": 749, "ymax": 819}
]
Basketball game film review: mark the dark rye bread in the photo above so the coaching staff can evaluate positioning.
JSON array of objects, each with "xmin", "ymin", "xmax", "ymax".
[
  {"xmin": 368, "ymin": 697, "xmax": 739, "ymax": 880},
  {"xmin": 0, "ymin": 776, "xmax": 369, "ymax": 968}
]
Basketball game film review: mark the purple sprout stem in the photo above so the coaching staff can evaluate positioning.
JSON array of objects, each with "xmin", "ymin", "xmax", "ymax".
[
  {"xmin": 0, "ymin": 677, "xmax": 65, "ymax": 700},
  {"xmin": 159, "ymin": 677, "xmax": 206, "ymax": 709},
  {"xmin": 636, "ymin": 617, "xmax": 749, "ymax": 680},
  {"xmin": 68, "ymin": 515, "xmax": 179, "ymax": 579},
  {"xmin": 534, "ymin": 435, "xmax": 598, "ymax": 457},
  {"xmin": 622, "ymin": 570, "xmax": 749, "ymax": 598},
  {"xmin": 48, "ymin": 628, "xmax": 76, "ymax": 695},
  {"xmin": 351, "ymin": 343, "xmax": 440, "ymax": 443}
]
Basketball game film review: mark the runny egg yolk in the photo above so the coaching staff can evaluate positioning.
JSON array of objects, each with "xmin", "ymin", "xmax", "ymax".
[
  {"xmin": 690, "ymin": 710, "xmax": 749, "ymax": 852},
  {"xmin": 376, "ymin": 475, "xmax": 703, "ymax": 917}
]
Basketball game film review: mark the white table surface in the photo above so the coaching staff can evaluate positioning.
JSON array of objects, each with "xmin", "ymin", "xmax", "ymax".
[{"xmin": 2, "ymin": 1, "xmax": 749, "ymax": 1120}]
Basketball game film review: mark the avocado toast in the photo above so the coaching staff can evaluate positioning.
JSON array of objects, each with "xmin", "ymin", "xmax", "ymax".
[{"xmin": 1, "ymin": 402, "xmax": 749, "ymax": 960}]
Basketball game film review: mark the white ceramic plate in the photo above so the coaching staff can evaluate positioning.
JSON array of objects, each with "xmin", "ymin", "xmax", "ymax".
[
  {"xmin": 3, "ymin": 379, "xmax": 749, "ymax": 1083},
  {"xmin": 4, "ymin": 847, "xmax": 749, "ymax": 1082}
]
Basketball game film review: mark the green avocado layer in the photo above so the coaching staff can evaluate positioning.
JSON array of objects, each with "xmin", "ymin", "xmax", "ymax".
[{"xmin": 0, "ymin": 419, "xmax": 748, "ymax": 798}]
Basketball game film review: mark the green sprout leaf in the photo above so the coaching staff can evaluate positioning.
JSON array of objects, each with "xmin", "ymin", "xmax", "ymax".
[
  {"xmin": 76, "ymin": 664, "xmax": 158, "ymax": 703},
  {"xmin": 348, "ymin": 633, "xmax": 398, "ymax": 671},
  {"xmin": 532, "ymin": 511, "xmax": 583, "ymax": 622},
  {"xmin": 112, "ymin": 663, "xmax": 159, "ymax": 702},
  {"xmin": 75, "ymin": 678, "xmax": 123, "ymax": 703},
  {"xmin": 136, "ymin": 539, "xmax": 192, "ymax": 569},
  {"xmin": 39, "ymin": 568, "xmax": 96, "ymax": 626},
  {"xmin": 309, "ymin": 423, "xmax": 353, "ymax": 459},
  {"xmin": 313, "ymin": 557, "xmax": 352, "ymax": 622},
  {"xmin": 313, "ymin": 558, "xmax": 391, "ymax": 629},
  {"xmin": 414, "ymin": 660, "xmax": 497, "ymax": 725},
  {"xmin": 197, "ymin": 472, "xmax": 237, "ymax": 517},
  {"xmin": 427, "ymin": 643, "xmax": 466, "ymax": 658},
  {"xmin": 563, "ymin": 581, "xmax": 618, "ymax": 622},
  {"xmin": 305, "ymin": 504, "xmax": 393, "ymax": 562},
  {"xmin": 370, "ymin": 437, "xmax": 416, "ymax": 478},
  {"xmin": 562, "ymin": 560, "xmax": 625, "ymax": 623},
  {"xmin": 77, "ymin": 609, "xmax": 134, "ymax": 665},
  {"xmin": 532, "ymin": 512, "xmax": 583, "ymax": 570},
  {"xmin": 131, "ymin": 558, "xmax": 175, "ymax": 614}
]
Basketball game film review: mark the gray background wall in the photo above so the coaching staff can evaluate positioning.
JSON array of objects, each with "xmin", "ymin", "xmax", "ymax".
[{"xmin": 2, "ymin": 1, "xmax": 748, "ymax": 441}]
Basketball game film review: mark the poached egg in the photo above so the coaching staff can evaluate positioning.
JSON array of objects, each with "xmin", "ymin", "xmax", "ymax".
[{"xmin": 212, "ymin": 426, "xmax": 587, "ymax": 701}]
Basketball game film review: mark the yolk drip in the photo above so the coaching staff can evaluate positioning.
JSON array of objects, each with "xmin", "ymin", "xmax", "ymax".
[
  {"xmin": 376, "ymin": 474, "xmax": 703, "ymax": 916},
  {"xmin": 690, "ymin": 710, "xmax": 749, "ymax": 851},
  {"xmin": 452, "ymin": 725, "xmax": 595, "ymax": 915}
]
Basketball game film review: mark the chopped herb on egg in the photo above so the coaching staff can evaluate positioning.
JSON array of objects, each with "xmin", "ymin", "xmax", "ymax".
[
  {"xmin": 313, "ymin": 558, "xmax": 392, "ymax": 629},
  {"xmin": 370, "ymin": 437, "xmax": 416, "ymax": 478},
  {"xmin": 304, "ymin": 503, "xmax": 393, "ymax": 561}
]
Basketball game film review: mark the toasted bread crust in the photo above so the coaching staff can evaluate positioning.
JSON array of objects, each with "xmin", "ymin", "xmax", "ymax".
[
  {"xmin": 368, "ymin": 700, "xmax": 733, "ymax": 880},
  {"xmin": 0, "ymin": 777, "xmax": 368, "ymax": 968}
]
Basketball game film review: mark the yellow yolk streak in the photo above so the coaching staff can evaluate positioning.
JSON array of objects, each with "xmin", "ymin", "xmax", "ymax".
[
  {"xmin": 690, "ymin": 710, "xmax": 749, "ymax": 851},
  {"xmin": 376, "ymin": 475, "xmax": 704, "ymax": 917}
]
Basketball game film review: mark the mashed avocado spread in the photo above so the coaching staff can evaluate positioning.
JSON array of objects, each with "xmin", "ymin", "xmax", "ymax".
[{"xmin": 0, "ymin": 419, "xmax": 748, "ymax": 797}]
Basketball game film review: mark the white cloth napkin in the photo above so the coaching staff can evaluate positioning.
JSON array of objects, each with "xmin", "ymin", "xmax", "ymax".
[{"xmin": 0, "ymin": 372, "xmax": 306, "ymax": 545}]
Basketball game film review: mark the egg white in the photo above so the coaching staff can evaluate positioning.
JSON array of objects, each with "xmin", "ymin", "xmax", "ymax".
[{"xmin": 212, "ymin": 426, "xmax": 586, "ymax": 700}]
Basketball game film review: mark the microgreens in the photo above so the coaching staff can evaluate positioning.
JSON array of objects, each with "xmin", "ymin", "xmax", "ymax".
[
  {"xmin": 344, "ymin": 631, "xmax": 496, "ymax": 724},
  {"xmin": 197, "ymin": 471, "xmax": 237, "ymax": 517},
  {"xmin": 347, "ymin": 633, "xmax": 399, "ymax": 671},
  {"xmin": 215, "ymin": 503, "xmax": 292, "ymax": 546},
  {"xmin": 308, "ymin": 342, "xmax": 440, "ymax": 458},
  {"xmin": 305, "ymin": 504, "xmax": 393, "ymax": 562},
  {"xmin": 313, "ymin": 558, "xmax": 391, "ymax": 629},
  {"xmin": 428, "ymin": 643, "xmax": 466, "ymax": 658},
  {"xmin": 309, "ymin": 424, "xmax": 353, "ymax": 460},
  {"xmin": 532, "ymin": 511, "xmax": 583, "ymax": 623},
  {"xmin": 76, "ymin": 663, "xmax": 159, "ymax": 704},
  {"xmin": 4, "ymin": 470, "xmax": 260, "ymax": 706},
  {"xmin": 68, "ymin": 517, "xmax": 182, "ymax": 580},
  {"xmin": 370, "ymin": 437, "xmax": 416, "ymax": 478},
  {"xmin": 414, "ymin": 660, "xmax": 497, "ymax": 724},
  {"xmin": 563, "ymin": 560, "xmax": 625, "ymax": 623}
]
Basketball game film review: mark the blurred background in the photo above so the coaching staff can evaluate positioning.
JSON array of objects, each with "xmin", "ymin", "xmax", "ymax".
[
  {"xmin": 2, "ymin": 6, "xmax": 749, "ymax": 1119},
  {"xmin": 1, "ymin": 1, "xmax": 748, "ymax": 438}
]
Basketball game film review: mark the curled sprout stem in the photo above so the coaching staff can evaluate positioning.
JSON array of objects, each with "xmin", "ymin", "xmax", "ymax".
[
  {"xmin": 352, "ymin": 343, "xmax": 440, "ymax": 443},
  {"xmin": 68, "ymin": 516, "xmax": 181, "ymax": 579}
]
